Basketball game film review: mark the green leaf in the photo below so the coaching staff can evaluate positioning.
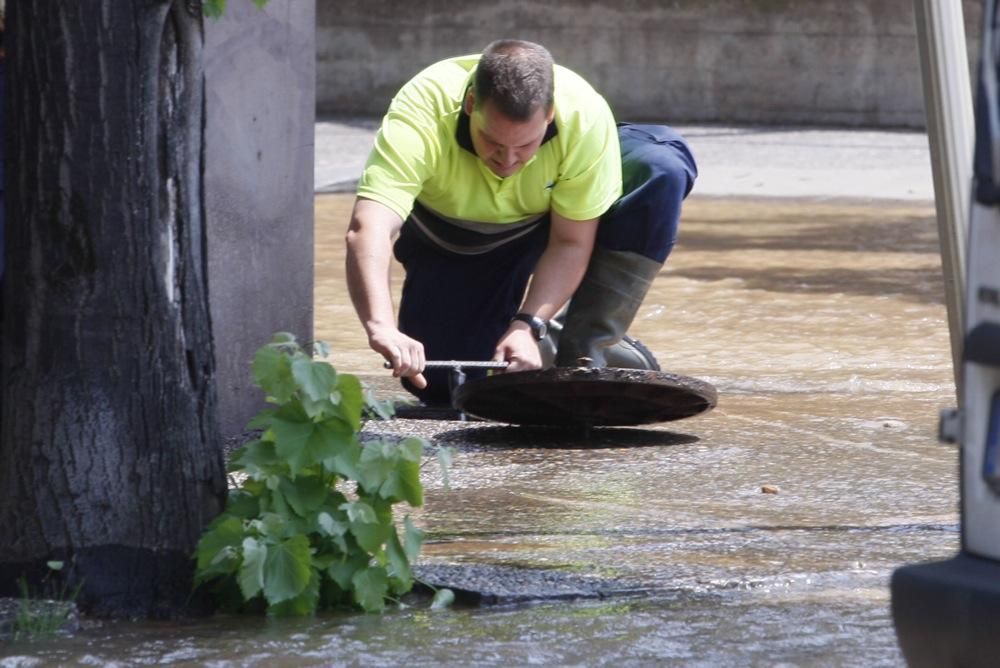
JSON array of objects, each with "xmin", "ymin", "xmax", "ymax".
[
  {"xmin": 278, "ymin": 475, "xmax": 329, "ymax": 517},
  {"xmin": 363, "ymin": 385, "xmax": 395, "ymax": 421},
  {"xmin": 311, "ymin": 553, "xmax": 337, "ymax": 572},
  {"xmin": 252, "ymin": 346, "xmax": 296, "ymax": 404},
  {"xmin": 270, "ymin": 406, "xmax": 314, "ymax": 470},
  {"xmin": 253, "ymin": 512, "xmax": 289, "ymax": 540},
  {"xmin": 324, "ymin": 435, "xmax": 362, "ymax": 480},
  {"xmin": 267, "ymin": 569, "xmax": 320, "ymax": 617},
  {"xmin": 252, "ymin": 506, "xmax": 310, "ymax": 541},
  {"xmin": 327, "ymin": 553, "xmax": 369, "ymax": 590},
  {"xmin": 262, "ymin": 535, "xmax": 313, "ymax": 605},
  {"xmin": 334, "ymin": 374, "xmax": 364, "ymax": 431},
  {"xmin": 267, "ymin": 483, "xmax": 293, "ymax": 520},
  {"xmin": 300, "ymin": 396, "xmax": 334, "ymax": 421},
  {"xmin": 385, "ymin": 529, "xmax": 413, "ymax": 594},
  {"xmin": 225, "ymin": 489, "xmax": 261, "ymax": 520},
  {"xmin": 342, "ymin": 500, "xmax": 390, "ymax": 553},
  {"xmin": 358, "ymin": 440, "xmax": 423, "ymax": 506},
  {"xmin": 313, "ymin": 495, "xmax": 350, "ymax": 548},
  {"xmin": 340, "ymin": 500, "xmax": 377, "ymax": 525},
  {"xmin": 272, "ymin": 405, "xmax": 356, "ymax": 475},
  {"xmin": 306, "ymin": 422, "xmax": 355, "ymax": 474},
  {"xmin": 316, "ymin": 510, "xmax": 347, "ymax": 537},
  {"xmin": 246, "ymin": 408, "xmax": 276, "ymax": 431},
  {"xmin": 352, "ymin": 566, "xmax": 389, "ymax": 613},
  {"xmin": 315, "ymin": 511, "xmax": 349, "ymax": 552},
  {"xmin": 363, "ymin": 505, "xmax": 395, "ymax": 554},
  {"xmin": 46, "ymin": 561, "xmax": 64, "ymax": 572},
  {"xmin": 431, "ymin": 588, "xmax": 456, "ymax": 610},
  {"xmin": 238, "ymin": 537, "xmax": 267, "ymax": 600},
  {"xmin": 398, "ymin": 437, "xmax": 425, "ymax": 462},
  {"xmin": 292, "ymin": 357, "xmax": 337, "ymax": 403},
  {"xmin": 195, "ymin": 516, "xmax": 245, "ymax": 578},
  {"xmin": 241, "ymin": 477, "xmax": 267, "ymax": 497},
  {"xmin": 403, "ymin": 516, "xmax": 424, "ymax": 561},
  {"xmin": 392, "ymin": 439, "xmax": 425, "ymax": 505},
  {"xmin": 231, "ymin": 439, "xmax": 279, "ymax": 475},
  {"xmin": 357, "ymin": 441, "xmax": 396, "ymax": 493},
  {"xmin": 395, "ymin": 457, "xmax": 423, "ymax": 507}
]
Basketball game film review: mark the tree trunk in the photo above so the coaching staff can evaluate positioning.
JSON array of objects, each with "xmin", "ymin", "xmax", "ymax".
[{"xmin": 0, "ymin": 0, "xmax": 226, "ymax": 618}]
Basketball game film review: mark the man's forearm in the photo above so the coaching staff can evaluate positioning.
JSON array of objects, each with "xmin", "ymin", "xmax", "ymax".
[
  {"xmin": 518, "ymin": 242, "xmax": 591, "ymax": 320},
  {"xmin": 346, "ymin": 231, "xmax": 396, "ymax": 334},
  {"xmin": 345, "ymin": 199, "xmax": 402, "ymax": 334},
  {"xmin": 518, "ymin": 220, "xmax": 599, "ymax": 320},
  {"xmin": 492, "ymin": 221, "xmax": 596, "ymax": 371}
]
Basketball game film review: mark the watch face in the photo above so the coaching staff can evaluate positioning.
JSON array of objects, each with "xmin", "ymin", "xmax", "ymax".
[
  {"xmin": 535, "ymin": 320, "xmax": 547, "ymax": 340},
  {"xmin": 514, "ymin": 313, "xmax": 547, "ymax": 341}
]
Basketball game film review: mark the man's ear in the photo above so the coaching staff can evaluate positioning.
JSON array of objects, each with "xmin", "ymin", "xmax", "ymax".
[
  {"xmin": 463, "ymin": 91, "xmax": 476, "ymax": 116},
  {"xmin": 545, "ymin": 106, "xmax": 555, "ymax": 124}
]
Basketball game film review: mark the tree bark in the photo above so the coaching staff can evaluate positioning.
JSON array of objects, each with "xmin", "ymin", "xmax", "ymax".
[{"xmin": 0, "ymin": 0, "xmax": 226, "ymax": 618}]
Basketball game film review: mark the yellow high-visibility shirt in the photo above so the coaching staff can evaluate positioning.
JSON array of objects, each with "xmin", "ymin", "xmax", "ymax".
[{"xmin": 357, "ymin": 54, "xmax": 622, "ymax": 226}]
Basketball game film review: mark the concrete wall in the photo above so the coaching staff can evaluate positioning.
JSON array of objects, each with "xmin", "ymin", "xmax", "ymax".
[
  {"xmin": 317, "ymin": 0, "xmax": 981, "ymax": 128},
  {"xmin": 205, "ymin": 1, "xmax": 315, "ymax": 438}
]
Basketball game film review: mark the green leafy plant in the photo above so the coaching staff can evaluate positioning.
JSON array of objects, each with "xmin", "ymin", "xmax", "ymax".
[{"xmin": 194, "ymin": 333, "xmax": 451, "ymax": 615}]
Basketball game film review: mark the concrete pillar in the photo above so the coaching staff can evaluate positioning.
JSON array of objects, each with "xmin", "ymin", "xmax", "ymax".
[
  {"xmin": 914, "ymin": 0, "xmax": 974, "ymax": 391},
  {"xmin": 204, "ymin": 1, "xmax": 316, "ymax": 437}
]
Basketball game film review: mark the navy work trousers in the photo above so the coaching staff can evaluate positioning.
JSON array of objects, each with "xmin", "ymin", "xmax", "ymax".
[{"xmin": 393, "ymin": 123, "xmax": 697, "ymax": 403}]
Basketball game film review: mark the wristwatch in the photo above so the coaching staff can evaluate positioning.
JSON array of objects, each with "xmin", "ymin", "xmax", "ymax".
[{"xmin": 511, "ymin": 312, "xmax": 548, "ymax": 341}]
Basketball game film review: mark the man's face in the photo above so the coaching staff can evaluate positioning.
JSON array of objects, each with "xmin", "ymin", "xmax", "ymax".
[{"xmin": 465, "ymin": 93, "xmax": 554, "ymax": 178}]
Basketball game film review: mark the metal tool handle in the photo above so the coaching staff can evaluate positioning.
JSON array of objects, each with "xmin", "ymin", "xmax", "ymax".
[
  {"xmin": 380, "ymin": 359, "xmax": 508, "ymax": 422},
  {"xmin": 382, "ymin": 360, "xmax": 510, "ymax": 370}
]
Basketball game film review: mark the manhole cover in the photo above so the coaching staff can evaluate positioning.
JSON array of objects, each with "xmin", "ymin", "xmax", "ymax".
[{"xmin": 453, "ymin": 366, "xmax": 717, "ymax": 426}]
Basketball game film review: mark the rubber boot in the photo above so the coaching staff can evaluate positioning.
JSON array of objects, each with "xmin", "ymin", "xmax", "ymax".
[
  {"xmin": 550, "ymin": 247, "xmax": 663, "ymax": 369},
  {"xmin": 539, "ymin": 316, "xmax": 660, "ymax": 370}
]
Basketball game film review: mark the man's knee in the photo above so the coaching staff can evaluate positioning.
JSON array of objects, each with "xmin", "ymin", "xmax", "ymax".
[
  {"xmin": 638, "ymin": 143, "xmax": 696, "ymax": 202},
  {"xmin": 597, "ymin": 127, "xmax": 696, "ymax": 262},
  {"xmin": 619, "ymin": 124, "xmax": 697, "ymax": 198}
]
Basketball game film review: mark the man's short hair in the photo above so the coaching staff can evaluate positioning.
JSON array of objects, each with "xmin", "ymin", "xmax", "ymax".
[{"xmin": 474, "ymin": 39, "xmax": 555, "ymax": 121}]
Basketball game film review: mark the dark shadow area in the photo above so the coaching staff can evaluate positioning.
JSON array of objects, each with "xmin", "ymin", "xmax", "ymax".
[
  {"xmin": 677, "ymin": 215, "xmax": 939, "ymax": 255},
  {"xmin": 392, "ymin": 403, "xmax": 469, "ymax": 421},
  {"xmin": 666, "ymin": 265, "xmax": 945, "ymax": 304},
  {"xmin": 431, "ymin": 425, "xmax": 701, "ymax": 450}
]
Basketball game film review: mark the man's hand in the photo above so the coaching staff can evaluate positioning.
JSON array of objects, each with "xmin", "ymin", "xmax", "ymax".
[
  {"xmin": 492, "ymin": 323, "xmax": 542, "ymax": 372},
  {"xmin": 368, "ymin": 324, "xmax": 427, "ymax": 389}
]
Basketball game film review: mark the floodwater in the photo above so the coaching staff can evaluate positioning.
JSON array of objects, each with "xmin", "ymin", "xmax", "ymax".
[{"xmin": 2, "ymin": 195, "xmax": 959, "ymax": 666}]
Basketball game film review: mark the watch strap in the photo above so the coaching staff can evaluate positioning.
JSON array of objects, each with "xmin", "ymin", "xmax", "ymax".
[{"xmin": 511, "ymin": 312, "xmax": 547, "ymax": 341}]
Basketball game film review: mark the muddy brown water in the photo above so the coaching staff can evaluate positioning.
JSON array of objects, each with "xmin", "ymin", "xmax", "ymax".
[{"xmin": 2, "ymin": 195, "xmax": 958, "ymax": 666}]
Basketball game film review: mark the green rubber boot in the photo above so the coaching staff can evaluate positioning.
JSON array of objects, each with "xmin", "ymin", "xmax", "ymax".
[{"xmin": 546, "ymin": 247, "xmax": 663, "ymax": 370}]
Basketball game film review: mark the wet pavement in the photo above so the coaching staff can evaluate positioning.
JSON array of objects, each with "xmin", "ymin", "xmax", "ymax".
[
  {"xmin": 1, "ymin": 126, "xmax": 957, "ymax": 665},
  {"xmin": 316, "ymin": 124, "xmax": 953, "ymax": 663},
  {"xmin": 314, "ymin": 190, "xmax": 959, "ymax": 665}
]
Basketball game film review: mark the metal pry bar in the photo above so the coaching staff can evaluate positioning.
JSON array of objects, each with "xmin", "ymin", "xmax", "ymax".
[
  {"xmin": 380, "ymin": 359, "xmax": 509, "ymax": 422},
  {"xmin": 382, "ymin": 360, "xmax": 510, "ymax": 369}
]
